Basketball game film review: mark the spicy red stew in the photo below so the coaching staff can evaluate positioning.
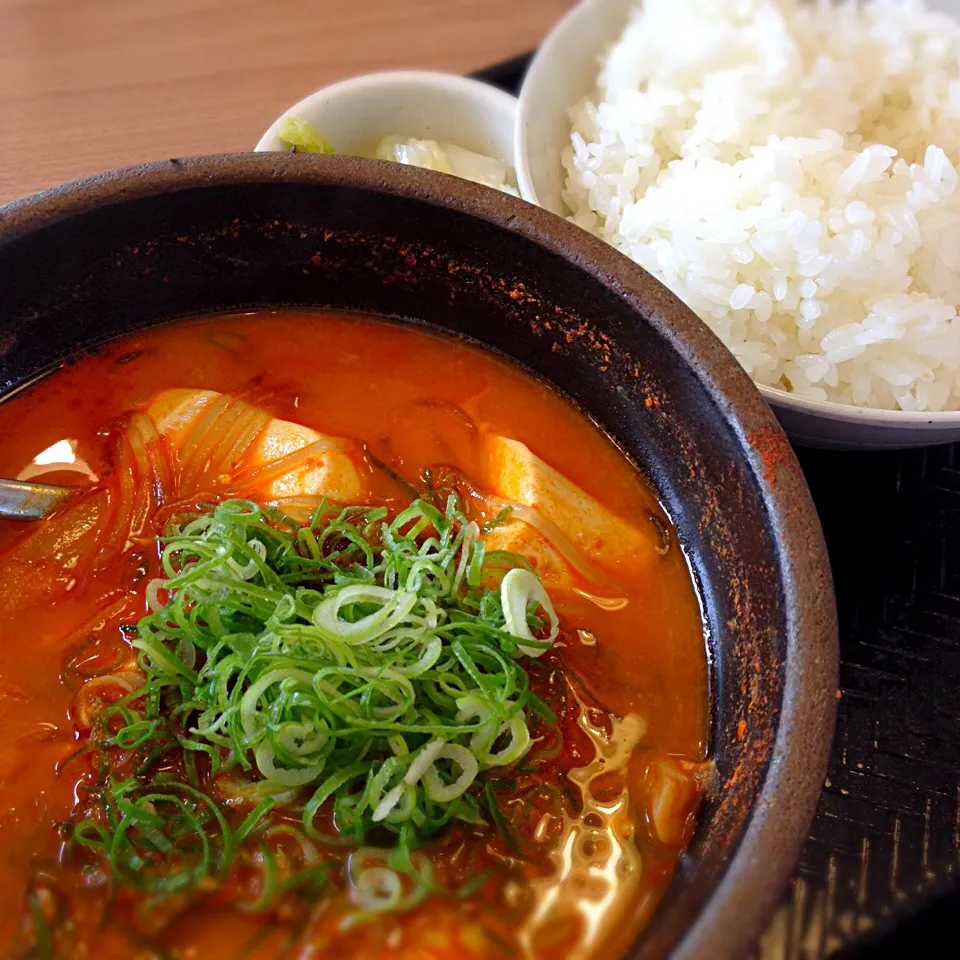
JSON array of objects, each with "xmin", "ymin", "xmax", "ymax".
[{"xmin": 0, "ymin": 312, "xmax": 708, "ymax": 960}]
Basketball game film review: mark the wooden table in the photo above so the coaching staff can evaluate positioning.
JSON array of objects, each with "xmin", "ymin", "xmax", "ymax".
[{"xmin": 0, "ymin": 0, "xmax": 568, "ymax": 205}]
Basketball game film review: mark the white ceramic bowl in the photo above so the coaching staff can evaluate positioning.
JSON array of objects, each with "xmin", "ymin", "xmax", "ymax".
[
  {"xmin": 256, "ymin": 71, "xmax": 518, "ymax": 176},
  {"xmin": 515, "ymin": 0, "xmax": 960, "ymax": 450}
]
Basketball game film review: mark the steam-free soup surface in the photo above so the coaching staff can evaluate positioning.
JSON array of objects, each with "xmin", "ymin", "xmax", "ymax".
[{"xmin": 0, "ymin": 312, "xmax": 708, "ymax": 959}]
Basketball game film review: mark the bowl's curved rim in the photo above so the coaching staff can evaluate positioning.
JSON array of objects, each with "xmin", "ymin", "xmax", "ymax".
[
  {"xmin": 0, "ymin": 153, "xmax": 838, "ymax": 960},
  {"xmin": 515, "ymin": 0, "xmax": 960, "ymax": 429},
  {"xmin": 758, "ymin": 380, "xmax": 960, "ymax": 423}
]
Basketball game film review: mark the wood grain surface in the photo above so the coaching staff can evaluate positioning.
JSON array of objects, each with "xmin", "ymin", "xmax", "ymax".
[{"xmin": 0, "ymin": 0, "xmax": 568, "ymax": 205}]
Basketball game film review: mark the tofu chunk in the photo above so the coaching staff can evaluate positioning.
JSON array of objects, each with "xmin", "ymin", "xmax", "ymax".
[
  {"xmin": 481, "ymin": 436, "xmax": 657, "ymax": 585},
  {"xmin": 146, "ymin": 389, "xmax": 364, "ymax": 502},
  {"xmin": 482, "ymin": 520, "xmax": 570, "ymax": 589}
]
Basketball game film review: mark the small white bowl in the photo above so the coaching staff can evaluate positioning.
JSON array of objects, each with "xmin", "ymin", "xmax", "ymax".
[
  {"xmin": 256, "ymin": 71, "xmax": 518, "ymax": 174},
  {"xmin": 515, "ymin": 0, "xmax": 960, "ymax": 450}
]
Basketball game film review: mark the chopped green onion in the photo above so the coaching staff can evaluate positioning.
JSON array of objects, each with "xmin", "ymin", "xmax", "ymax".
[
  {"xmin": 500, "ymin": 568, "xmax": 559, "ymax": 657},
  {"xmin": 67, "ymin": 495, "xmax": 561, "ymax": 923}
]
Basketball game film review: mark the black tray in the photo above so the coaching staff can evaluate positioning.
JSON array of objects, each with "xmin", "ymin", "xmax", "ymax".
[{"xmin": 474, "ymin": 55, "xmax": 960, "ymax": 959}]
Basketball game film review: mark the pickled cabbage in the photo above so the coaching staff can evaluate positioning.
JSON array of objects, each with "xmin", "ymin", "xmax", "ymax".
[{"xmin": 374, "ymin": 135, "xmax": 519, "ymax": 196}]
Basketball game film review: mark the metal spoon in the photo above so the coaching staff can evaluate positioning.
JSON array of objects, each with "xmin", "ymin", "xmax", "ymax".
[{"xmin": 0, "ymin": 478, "xmax": 75, "ymax": 520}]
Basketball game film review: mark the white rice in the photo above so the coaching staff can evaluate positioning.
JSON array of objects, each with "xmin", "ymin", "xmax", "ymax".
[{"xmin": 563, "ymin": 0, "xmax": 960, "ymax": 411}]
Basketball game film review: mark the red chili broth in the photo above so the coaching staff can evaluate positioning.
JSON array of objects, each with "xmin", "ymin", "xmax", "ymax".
[{"xmin": 0, "ymin": 312, "xmax": 709, "ymax": 959}]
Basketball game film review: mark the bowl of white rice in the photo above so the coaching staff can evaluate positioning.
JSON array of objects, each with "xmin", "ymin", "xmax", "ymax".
[{"xmin": 516, "ymin": 0, "xmax": 960, "ymax": 449}]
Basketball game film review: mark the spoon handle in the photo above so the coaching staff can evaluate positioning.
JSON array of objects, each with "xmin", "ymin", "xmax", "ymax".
[{"xmin": 0, "ymin": 478, "xmax": 75, "ymax": 520}]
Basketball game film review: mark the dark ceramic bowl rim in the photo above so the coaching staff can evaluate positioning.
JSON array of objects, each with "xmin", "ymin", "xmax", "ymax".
[{"xmin": 0, "ymin": 154, "xmax": 838, "ymax": 960}]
